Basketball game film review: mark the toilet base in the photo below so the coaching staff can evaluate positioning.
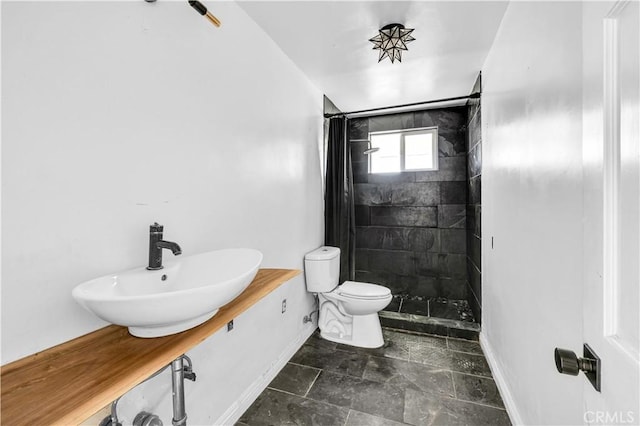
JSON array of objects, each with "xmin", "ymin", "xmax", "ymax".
[{"xmin": 319, "ymin": 312, "xmax": 385, "ymax": 348}]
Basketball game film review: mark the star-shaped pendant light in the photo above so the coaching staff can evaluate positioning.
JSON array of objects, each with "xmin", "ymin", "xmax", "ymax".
[{"xmin": 369, "ymin": 23, "xmax": 415, "ymax": 63}]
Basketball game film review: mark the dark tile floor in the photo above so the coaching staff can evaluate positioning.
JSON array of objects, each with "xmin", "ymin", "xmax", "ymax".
[{"xmin": 238, "ymin": 328, "xmax": 510, "ymax": 426}]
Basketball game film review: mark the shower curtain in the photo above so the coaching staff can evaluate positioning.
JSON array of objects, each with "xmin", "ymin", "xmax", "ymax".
[{"xmin": 324, "ymin": 116, "xmax": 355, "ymax": 283}]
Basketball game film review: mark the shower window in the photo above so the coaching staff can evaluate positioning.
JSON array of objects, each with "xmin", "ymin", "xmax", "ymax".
[{"xmin": 368, "ymin": 127, "xmax": 438, "ymax": 173}]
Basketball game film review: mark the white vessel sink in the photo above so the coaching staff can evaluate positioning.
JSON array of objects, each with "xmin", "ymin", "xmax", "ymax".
[{"xmin": 72, "ymin": 248, "xmax": 263, "ymax": 337}]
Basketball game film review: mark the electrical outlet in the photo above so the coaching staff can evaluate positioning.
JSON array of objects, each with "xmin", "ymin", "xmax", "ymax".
[
  {"xmin": 227, "ymin": 320, "xmax": 234, "ymax": 331},
  {"xmin": 282, "ymin": 299, "xmax": 287, "ymax": 313}
]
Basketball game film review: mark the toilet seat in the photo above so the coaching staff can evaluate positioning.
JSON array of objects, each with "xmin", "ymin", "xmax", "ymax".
[{"xmin": 333, "ymin": 281, "xmax": 391, "ymax": 300}]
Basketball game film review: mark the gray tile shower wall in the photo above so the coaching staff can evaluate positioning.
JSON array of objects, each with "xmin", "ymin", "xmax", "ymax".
[
  {"xmin": 466, "ymin": 97, "xmax": 482, "ymax": 323},
  {"xmin": 350, "ymin": 107, "xmax": 469, "ymax": 302}
]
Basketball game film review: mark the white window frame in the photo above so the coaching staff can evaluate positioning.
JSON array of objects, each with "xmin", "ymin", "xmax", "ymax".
[{"xmin": 368, "ymin": 127, "xmax": 439, "ymax": 174}]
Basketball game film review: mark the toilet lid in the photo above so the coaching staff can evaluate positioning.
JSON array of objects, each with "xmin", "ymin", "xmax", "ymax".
[{"xmin": 336, "ymin": 281, "xmax": 391, "ymax": 299}]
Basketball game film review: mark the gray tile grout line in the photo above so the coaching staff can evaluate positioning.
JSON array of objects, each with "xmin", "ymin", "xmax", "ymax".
[
  {"xmin": 405, "ymin": 339, "xmax": 483, "ymax": 357},
  {"xmin": 301, "ymin": 359, "xmax": 380, "ymax": 384},
  {"xmin": 287, "ymin": 360, "xmax": 323, "ymax": 371},
  {"xmin": 342, "ymin": 409, "xmax": 352, "ymax": 426},
  {"xmin": 347, "ymin": 409, "xmax": 412, "ymax": 426},
  {"xmin": 450, "ymin": 369, "xmax": 499, "ymax": 380},
  {"xmin": 368, "ymin": 352, "xmax": 423, "ymax": 365},
  {"xmin": 303, "ymin": 389, "xmax": 360, "ymax": 412},
  {"xmin": 444, "ymin": 339, "xmax": 485, "ymax": 356},
  {"xmin": 266, "ymin": 386, "xmax": 303, "ymax": 398},
  {"xmin": 454, "ymin": 395, "xmax": 506, "ymax": 411},
  {"xmin": 450, "ymin": 371, "xmax": 493, "ymax": 379},
  {"xmin": 447, "ymin": 348, "xmax": 485, "ymax": 356},
  {"xmin": 448, "ymin": 394, "xmax": 507, "ymax": 411},
  {"xmin": 303, "ymin": 368, "xmax": 323, "ymax": 398},
  {"xmin": 384, "ymin": 327, "xmax": 451, "ymax": 340},
  {"xmin": 268, "ymin": 385, "xmax": 360, "ymax": 414},
  {"xmin": 269, "ymin": 384, "xmax": 353, "ymax": 411},
  {"xmin": 451, "ymin": 370, "xmax": 458, "ymax": 399},
  {"xmin": 447, "ymin": 335, "xmax": 482, "ymax": 343},
  {"xmin": 416, "ymin": 385, "xmax": 507, "ymax": 412}
]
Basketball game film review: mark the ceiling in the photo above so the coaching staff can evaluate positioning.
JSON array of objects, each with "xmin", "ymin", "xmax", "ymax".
[{"xmin": 239, "ymin": 1, "xmax": 508, "ymax": 113}]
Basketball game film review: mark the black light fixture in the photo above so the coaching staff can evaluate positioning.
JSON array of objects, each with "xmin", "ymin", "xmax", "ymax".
[{"xmin": 369, "ymin": 23, "xmax": 415, "ymax": 63}]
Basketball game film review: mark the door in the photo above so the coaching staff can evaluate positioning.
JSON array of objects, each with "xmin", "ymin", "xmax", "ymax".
[{"xmin": 582, "ymin": 1, "xmax": 640, "ymax": 424}]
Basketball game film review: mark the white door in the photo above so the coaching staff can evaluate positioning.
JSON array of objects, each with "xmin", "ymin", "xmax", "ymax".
[{"xmin": 582, "ymin": 1, "xmax": 640, "ymax": 424}]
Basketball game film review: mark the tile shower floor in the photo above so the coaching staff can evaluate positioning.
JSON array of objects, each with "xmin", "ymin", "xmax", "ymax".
[
  {"xmin": 238, "ymin": 328, "xmax": 510, "ymax": 426},
  {"xmin": 385, "ymin": 296, "xmax": 476, "ymax": 323}
]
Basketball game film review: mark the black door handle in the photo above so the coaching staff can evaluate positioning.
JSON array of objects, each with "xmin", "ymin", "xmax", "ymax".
[{"xmin": 554, "ymin": 344, "xmax": 601, "ymax": 392}]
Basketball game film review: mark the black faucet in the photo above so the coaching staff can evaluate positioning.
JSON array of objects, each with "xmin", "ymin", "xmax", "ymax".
[{"xmin": 147, "ymin": 222, "xmax": 182, "ymax": 270}]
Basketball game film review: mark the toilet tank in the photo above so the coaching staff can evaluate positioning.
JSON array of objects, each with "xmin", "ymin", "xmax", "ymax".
[{"xmin": 304, "ymin": 246, "xmax": 340, "ymax": 293}]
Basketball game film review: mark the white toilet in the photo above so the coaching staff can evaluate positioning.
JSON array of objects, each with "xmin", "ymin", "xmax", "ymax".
[{"xmin": 304, "ymin": 246, "xmax": 392, "ymax": 348}]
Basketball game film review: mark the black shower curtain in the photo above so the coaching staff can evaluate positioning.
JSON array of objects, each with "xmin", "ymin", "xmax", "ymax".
[{"xmin": 324, "ymin": 116, "xmax": 355, "ymax": 283}]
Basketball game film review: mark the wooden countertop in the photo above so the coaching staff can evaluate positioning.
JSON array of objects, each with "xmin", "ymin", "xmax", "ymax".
[{"xmin": 1, "ymin": 268, "xmax": 301, "ymax": 426}]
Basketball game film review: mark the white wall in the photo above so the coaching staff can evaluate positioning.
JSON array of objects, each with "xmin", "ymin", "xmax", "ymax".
[
  {"xmin": 2, "ymin": 1, "xmax": 323, "ymax": 419},
  {"xmin": 481, "ymin": 2, "xmax": 585, "ymax": 425},
  {"xmin": 115, "ymin": 276, "xmax": 315, "ymax": 425}
]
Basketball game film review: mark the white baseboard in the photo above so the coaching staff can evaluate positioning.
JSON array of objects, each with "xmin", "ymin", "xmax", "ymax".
[
  {"xmin": 213, "ymin": 325, "xmax": 317, "ymax": 425},
  {"xmin": 480, "ymin": 331, "xmax": 524, "ymax": 426}
]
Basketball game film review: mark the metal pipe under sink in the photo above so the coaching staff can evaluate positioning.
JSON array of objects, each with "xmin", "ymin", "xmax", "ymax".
[
  {"xmin": 100, "ymin": 355, "xmax": 195, "ymax": 426},
  {"xmin": 171, "ymin": 357, "xmax": 187, "ymax": 426}
]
